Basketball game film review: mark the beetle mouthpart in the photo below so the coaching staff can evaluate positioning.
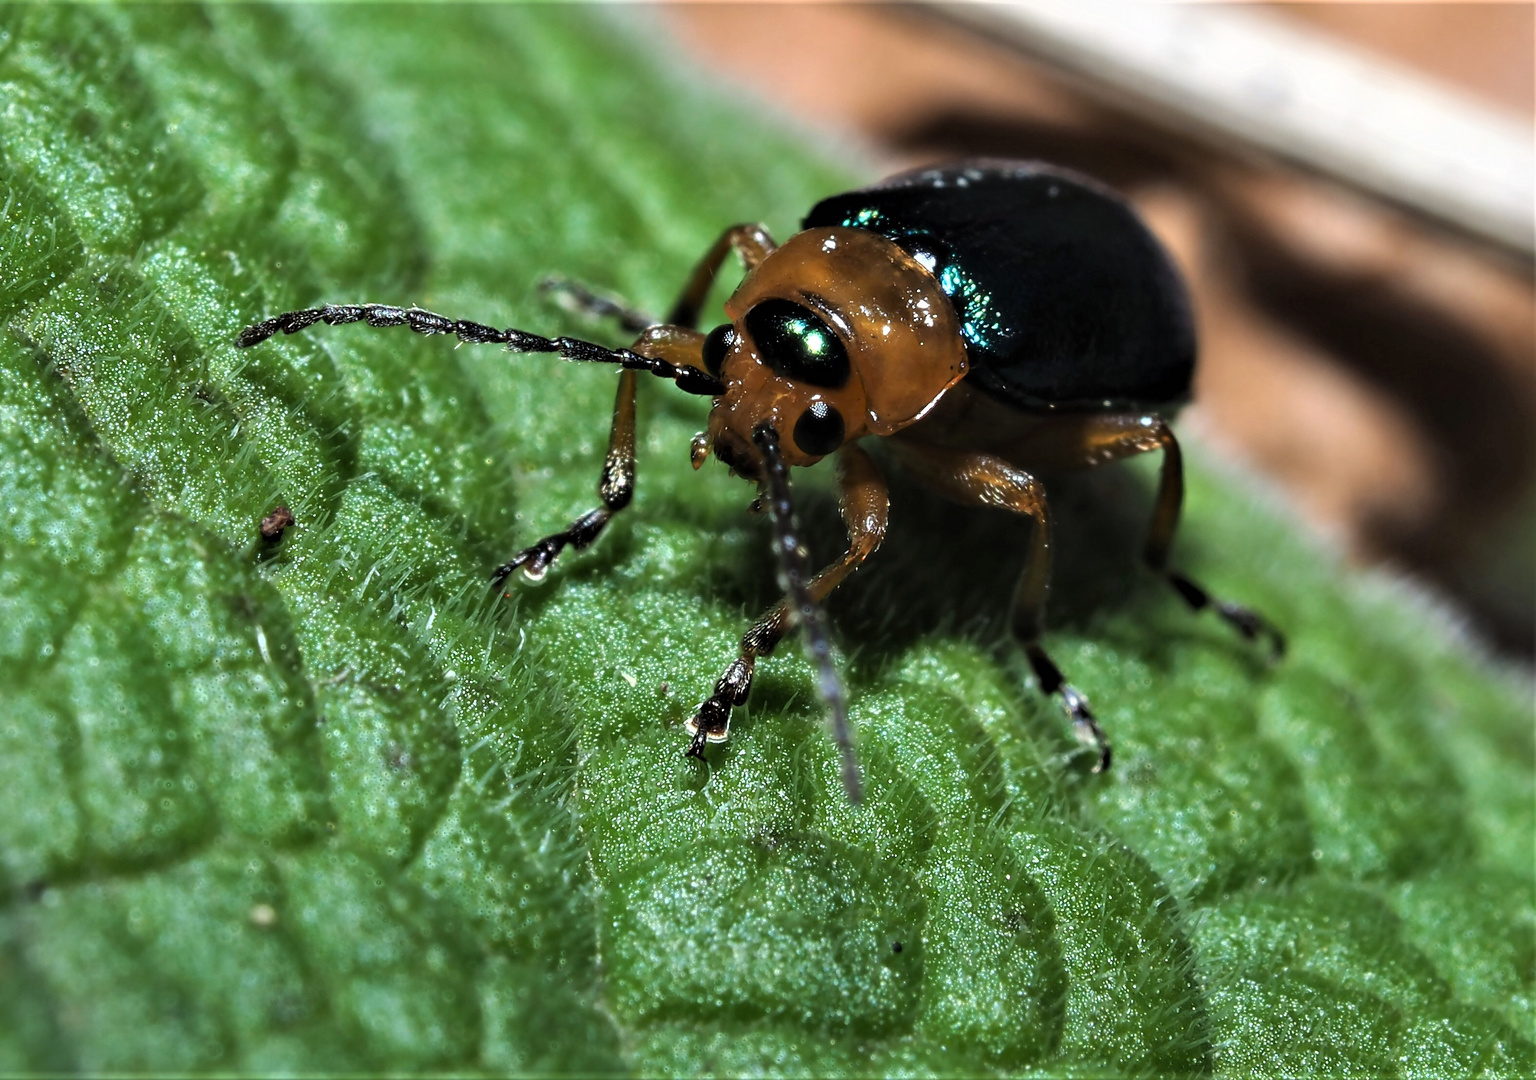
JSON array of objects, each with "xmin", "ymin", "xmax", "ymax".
[
  {"xmin": 711, "ymin": 429, "xmax": 761, "ymax": 482},
  {"xmin": 690, "ymin": 430, "xmax": 711, "ymax": 470}
]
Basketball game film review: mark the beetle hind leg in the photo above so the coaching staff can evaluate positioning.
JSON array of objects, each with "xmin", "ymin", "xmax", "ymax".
[
  {"xmin": 1166, "ymin": 571, "xmax": 1285, "ymax": 659},
  {"xmin": 1001, "ymin": 414, "xmax": 1284, "ymax": 659},
  {"xmin": 1134, "ymin": 421, "xmax": 1286, "ymax": 659}
]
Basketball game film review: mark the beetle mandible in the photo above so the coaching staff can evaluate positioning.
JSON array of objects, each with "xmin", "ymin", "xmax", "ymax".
[{"xmin": 238, "ymin": 160, "xmax": 1283, "ymax": 802}]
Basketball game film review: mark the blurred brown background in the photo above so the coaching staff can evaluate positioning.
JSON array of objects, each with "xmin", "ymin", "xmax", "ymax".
[{"xmin": 660, "ymin": 2, "xmax": 1536, "ymax": 660}]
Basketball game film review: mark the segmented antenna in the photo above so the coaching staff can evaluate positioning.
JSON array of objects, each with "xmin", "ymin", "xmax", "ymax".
[
  {"xmin": 751, "ymin": 423, "xmax": 862, "ymax": 802},
  {"xmin": 236, "ymin": 303, "xmax": 724, "ymax": 397}
]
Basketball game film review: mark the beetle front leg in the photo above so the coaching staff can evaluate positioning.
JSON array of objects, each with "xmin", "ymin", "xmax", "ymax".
[
  {"xmin": 891, "ymin": 443, "xmax": 1112, "ymax": 771},
  {"xmin": 493, "ymin": 323, "xmax": 720, "ymax": 587},
  {"xmin": 687, "ymin": 443, "xmax": 888, "ymax": 754},
  {"xmin": 494, "ymin": 368, "xmax": 638, "ymax": 588}
]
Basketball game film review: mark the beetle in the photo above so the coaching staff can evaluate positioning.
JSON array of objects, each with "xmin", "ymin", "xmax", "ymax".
[{"xmin": 238, "ymin": 159, "xmax": 1282, "ymax": 803}]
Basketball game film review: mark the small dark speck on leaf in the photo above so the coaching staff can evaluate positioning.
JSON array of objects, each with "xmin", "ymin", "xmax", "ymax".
[
  {"xmin": 260, "ymin": 504, "xmax": 295, "ymax": 542},
  {"xmin": 892, "ymin": 941, "xmax": 903, "ymax": 954}
]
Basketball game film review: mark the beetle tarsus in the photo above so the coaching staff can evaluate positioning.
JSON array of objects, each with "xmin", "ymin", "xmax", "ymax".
[
  {"xmin": 685, "ymin": 658, "xmax": 751, "ymax": 751},
  {"xmin": 1215, "ymin": 601, "xmax": 1287, "ymax": 661},
  {"xmin": 1061, "ymin": 684, "xmax": 1112, "ymax": 773},
  {"xmin": 685, "ymin": 683, "xmax": 736, "ymax": 758},
  {"xmin": 685, "ymin": 723, "xmax": 711, "ymax": 759},
  {"xmin": 491, "ymin": 541, "xmax": 557, "ymax": 588},
  {"xmin": 1025, "ymin": 643, "xmax": 1111, "ymax": 772},
  {"xmin": 492, "ymin": 508, "xmax": 611, "ymax": 590},
  {"xmin": 1168, "ymin": 571, "xmax": 1284, "ymax": 661}
]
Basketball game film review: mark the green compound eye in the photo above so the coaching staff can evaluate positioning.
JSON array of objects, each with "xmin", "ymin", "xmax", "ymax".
[{"xmin": 744, "ymin": 299, "xmax": 850, "ymax": 388}]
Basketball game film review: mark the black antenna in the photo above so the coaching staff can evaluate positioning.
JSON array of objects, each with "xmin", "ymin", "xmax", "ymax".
[
  {"xmin": 752, "ymin": 423, "xmax": 861, "ymax": 803},
  {"xmin": 236, "ymin": 303, "xmax": 724, "ymax": 397}
]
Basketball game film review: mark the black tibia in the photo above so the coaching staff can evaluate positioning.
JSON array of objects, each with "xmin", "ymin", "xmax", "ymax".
[
  {"xmin": 493, "ymin": 370, "xmax": 638, "ymax": 589},
  {"xmin": 667, "ymin": 224, "xmax": 777, "ymax": 328},
  {"xmin": 539, "ymin": 277, "xmax": 657, "ymax": 335},
  {"xmin": 235, "ymin": 303, "xmax": 724, "ymax": 397},
  {"xmin": 891, "ymin": 442, "xmax": 1111, "ymax": 772},
  {"xmin": 1083, "ymin": 416, "xmax": 1285, "ymax": 659},
  {"xmin": 688, "ymin": 442, "xmax": 888, "ymax": 803}
]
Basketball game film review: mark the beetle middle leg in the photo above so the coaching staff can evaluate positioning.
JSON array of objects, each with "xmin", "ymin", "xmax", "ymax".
[
  {"xmin": 890, "ymin": 443, "xmax": 1112, "ymax": 771},
  {"xmin": 687, "ymin": 443, "xmax": 888, "ymax": 755},
  {"xmin": 539, "ymin": 222, "xmax": 776, "ymax": 337},
  {"xmin": 539, "ymin": 277, "xmax": 658, "ymax": 334},
  {"xmin": 667, "ymin": 223, "xmax": 777, "ymax": 328}
]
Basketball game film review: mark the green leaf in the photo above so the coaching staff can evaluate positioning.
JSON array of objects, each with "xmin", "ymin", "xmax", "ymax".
[{"xmin": 0, "ymin": 5, "xmax": 1530, "ymax": 1075}]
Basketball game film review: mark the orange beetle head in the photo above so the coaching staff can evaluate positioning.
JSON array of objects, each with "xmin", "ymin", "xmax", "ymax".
[{"xmin": 699, "ymin": 227, "xmax": 967, "ymax": 477}]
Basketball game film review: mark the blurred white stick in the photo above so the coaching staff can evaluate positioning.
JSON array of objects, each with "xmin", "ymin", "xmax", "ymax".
[{"xmin": 927, "ymin": 0, "xmax": 1535, "ymax": 255}]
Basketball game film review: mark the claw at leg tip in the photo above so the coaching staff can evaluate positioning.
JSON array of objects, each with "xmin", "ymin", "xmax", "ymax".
[{"xmin": 1268, "ymin": 631, "xmax": 1287, "ymax": 663}]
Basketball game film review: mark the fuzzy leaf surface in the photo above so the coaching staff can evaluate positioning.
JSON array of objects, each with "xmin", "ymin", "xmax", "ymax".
[{"xmin": 0, "ymin": 6, "xmax": 1530, "ymax": 1075}]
